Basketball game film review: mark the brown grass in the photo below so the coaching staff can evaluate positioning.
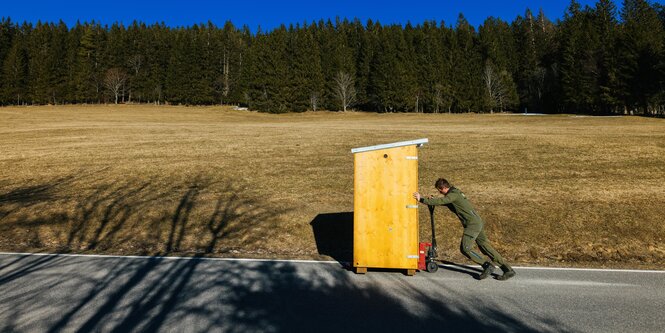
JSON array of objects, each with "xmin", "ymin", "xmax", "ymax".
[{"xmin": 1, "ymin": 105, "xmax": 664, "ymax": 269}]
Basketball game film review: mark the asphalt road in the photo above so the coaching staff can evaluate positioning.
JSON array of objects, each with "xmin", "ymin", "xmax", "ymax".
[{"xmin": 1, "ymin": 253, "xmax": 663, "ymax": 333}]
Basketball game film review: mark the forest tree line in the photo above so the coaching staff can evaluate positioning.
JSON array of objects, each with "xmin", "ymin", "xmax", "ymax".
[{"xmin": 0, "ymin": 0, "xmax": 664, "ymax": 115}]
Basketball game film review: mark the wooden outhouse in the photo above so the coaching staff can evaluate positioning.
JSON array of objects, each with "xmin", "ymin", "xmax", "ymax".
[{"xmin": 351, "ymin": 138, "xmax": 428, "ymax": 275}]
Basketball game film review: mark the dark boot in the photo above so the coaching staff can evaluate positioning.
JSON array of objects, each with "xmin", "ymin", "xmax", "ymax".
[
  {"xmin": 478, "ymin": 262, "xmax": 495, "ymax": 280},
  {"xmin": 496, "ymin": 265, "xmax": 516, "ymax": 281}
]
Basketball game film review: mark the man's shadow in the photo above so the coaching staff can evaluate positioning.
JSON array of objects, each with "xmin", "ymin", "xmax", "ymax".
[
  {"xmin": 437, "ymin": 260, "xmax": 485, "ymax": 279},
  {"xmin": 309, "ymin": 212, "xmax": 353, "ymax": 267}
]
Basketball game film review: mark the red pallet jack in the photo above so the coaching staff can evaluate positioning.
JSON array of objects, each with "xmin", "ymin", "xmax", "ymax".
[{"xmin": 418, "ymin": 205, "xmax": 439, "ymax": 273}]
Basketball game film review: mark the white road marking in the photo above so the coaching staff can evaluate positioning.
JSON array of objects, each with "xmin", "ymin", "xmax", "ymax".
[
  {"xmin": 1, "ymin": 252, "xmax": 663, "ymax": 273},
  {"xmin": 437, "ymin": 263, "xmax": 665, "ymax": 274},
  {"xmin": 507, "ymin": 265, "xmax": 665, "ymax": 274},
  {"xmin": 517, "ymin": 279, "xmax": 637, "ymax": 287}
]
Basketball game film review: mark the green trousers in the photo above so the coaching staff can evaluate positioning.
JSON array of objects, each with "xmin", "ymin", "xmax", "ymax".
[{"xmin": 460, "ymin": 228, "xmax": 511, "ymax": 269}]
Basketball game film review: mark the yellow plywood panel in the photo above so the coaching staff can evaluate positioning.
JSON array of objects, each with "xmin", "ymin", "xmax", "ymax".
[{"xmin": 353, "ymin": 145, "xmax": 419, "ymax": 270}]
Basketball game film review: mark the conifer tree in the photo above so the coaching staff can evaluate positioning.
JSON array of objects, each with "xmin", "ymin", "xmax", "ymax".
[
  {"xmin": 453, "ymin": 14, "xmax": 482, "ymax": 112},
  {"xmin": 355, "ymin": 19, "xmax": 378, "ymax": 110},
  {"xmin": 190, "ymin": 24, "xmax": 215, "ymax": 104},
  {"xmin": 243, "ymin": 29, "xmax": 265, "ymax": 110},
  {"xmin": 479, "ymin": 17, "xmax": 519, "ymax": 111},
  {"xmin": 594, "ymin": 0, "xmax": 620, "ymax": 114},
  {"xmin": 369, "ymin": 24, "xmax": 401, "ymax": 112},
  {"xmin": 513, "ymin": 9, "xmax": 541, "ymax": 112},
  {"xmin": 286, "ymin": 23, "xmax": 323, "ymax": 112},
  {"xmin": 0, "ymin": 18, "xmax": 15, "ymax": 104},
  {"xmin": 125, "ymin": 21, "xmax": 148, "ymax": 103},
  {"xmin": 144, "ymin": 23, "xmax": 168, "ymax": 104},
  {"xmin": 0, "ymin": 18, "xmax": 12, "ymax": 62},
  {"xmin": 235, "ymin": 24, "xmax": 253, "ymax": 107},
  {"xmin": 27, "ymin": 22, "xmax": 53, "ymax": 104},
  {"xmin": 401, "ymin": 22, "xmax": 422, "ymax": 112},
  {"xmin": 247, "ymin": 25, "xmax": 290, "ymax": 112},
  {"xmin": 436, "ymin": 23, "xmax": 457, "ymax": 113},
  {"xmin": 214, "ymin": 21, "xmax": 247, "ymax": 105},
  {"xmin": 2, "ymin": 25, "xmax": 28, "ymax": 105},
  {"xmin": 618, "ymin": 0, "xmax": 665, "ymax": 114},
  {"xmin": 49, "ymin": 21, "xmax": 70, "ymax": 104}
]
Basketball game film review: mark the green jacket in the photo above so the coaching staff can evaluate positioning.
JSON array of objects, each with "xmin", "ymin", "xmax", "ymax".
[{"xmin": 421, "ymin": 187, "xmax": 484, "ymax": 236}]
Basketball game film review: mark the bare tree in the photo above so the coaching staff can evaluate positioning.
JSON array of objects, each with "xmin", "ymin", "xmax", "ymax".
[
  {"xmin": 433, "ymin": 85, "xmax": 443, "ymax": 113},
  {"xmin": 243, "ymin": 91, "xmax": 251, "ymax": 109},
  {"xmin": 127, "ymin": 55, "xmax": 143, "ymax": 103},
  {"xmin": 434, "ymin": 83, "xmax": 454, "ymax": 114},
  {"xmin": 154, "ymin": 85, "xmax": 163, "ymax": 105},
  {"xmin": 5, "ymin": 46, "xmax": 24, "ymax": 105},
  {"xmin": 310, "ymin": 92, "xmax": 320, "ymax": 111},
  {"xmin": 529, "ymin": 67, "xmax": 546, "ymax": 105},
  {"xmin": 128, "ymin": 54, "xmax": 143, "ymax": 76},
  {"xmin": 213, "ymin": 48, "xmax": 232, "ymax": 105},
  {"xmin": 222, "ymin": 47, "xmax": 230, "ymax": 102},
  {"xmin": 104, "ymin": 68, "xmax": 128, "ymax": 104},
  {"xmin": 213, "ymin": 76, "xmax": 225, "ymax": 105},
  {"xmin": 333, "ymin": 71, "xmax": 356, "ymax": 112},
  {"xmin": 483, "ymin": 62, "xmax": 507, "ymax": 113}
]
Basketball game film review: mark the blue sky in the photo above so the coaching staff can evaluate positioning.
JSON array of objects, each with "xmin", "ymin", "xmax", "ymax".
[{"xmin": 2, "ymin": 0, "xmax": 618, "ymax": 31}]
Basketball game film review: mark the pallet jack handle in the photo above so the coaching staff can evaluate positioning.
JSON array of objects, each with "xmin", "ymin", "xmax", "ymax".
[{"xmin": 428, "ymin": 205, "xmax": 438, "ymax": 255}]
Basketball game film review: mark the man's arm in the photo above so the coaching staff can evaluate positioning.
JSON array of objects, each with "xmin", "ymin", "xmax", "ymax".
[{"xmin": 416, "ymin": 192, "xmax": 458, "ymax": 206}]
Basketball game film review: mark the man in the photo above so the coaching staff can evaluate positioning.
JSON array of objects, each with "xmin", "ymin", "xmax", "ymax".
[{"xmin": 413, "ymin": 178, "xmax": 516, "ymax": 281}]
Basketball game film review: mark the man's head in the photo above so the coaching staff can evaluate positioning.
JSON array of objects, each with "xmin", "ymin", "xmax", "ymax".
[{"xmin": 435, "ymin": 178, "xmax": 451, "ymax": 194}]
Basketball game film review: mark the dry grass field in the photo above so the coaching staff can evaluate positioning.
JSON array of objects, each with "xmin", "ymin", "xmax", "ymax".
[{"xmin": 1, "ymin": 105, "xmax": 664, "ymax": 269}]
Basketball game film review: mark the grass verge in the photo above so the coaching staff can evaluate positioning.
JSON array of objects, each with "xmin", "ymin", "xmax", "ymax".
[{"xmin": 1, "ymin": 105, "xmax": 663, "ymax": 269}]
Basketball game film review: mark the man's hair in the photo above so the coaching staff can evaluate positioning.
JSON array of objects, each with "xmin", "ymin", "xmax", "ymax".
[{"xmin": 435, "ymin": 178, "xmax": 450, "ymax": 190}]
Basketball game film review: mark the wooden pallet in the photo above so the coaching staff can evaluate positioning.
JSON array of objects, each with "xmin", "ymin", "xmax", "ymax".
[{"xmin": 354, "ymin": 267, "xmax": 417, "ymax": 276}]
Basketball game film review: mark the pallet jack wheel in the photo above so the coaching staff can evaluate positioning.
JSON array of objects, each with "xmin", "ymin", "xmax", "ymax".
[{"xmin": 426, "ymin": 261, "xmax": 439, "ymax": 273}]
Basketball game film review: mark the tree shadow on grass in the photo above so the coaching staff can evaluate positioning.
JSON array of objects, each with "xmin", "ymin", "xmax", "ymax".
[
  {"xmin": 0, "ymin": 174, "xmax": 79, "ymax": 223},
  {"xmin": 0, "ymin": 171, "xmax": 290, "ymax": 256},
  {"xmin": 65, "ymin": 179, "xmax": 167, "ymax": 252},
  {"xmin": 0, "ymin": 175, "xmax": 77, "ymax": 205}
]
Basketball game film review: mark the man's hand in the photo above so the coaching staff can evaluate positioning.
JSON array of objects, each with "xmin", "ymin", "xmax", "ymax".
[{"xmin": 413, "ymin": 192, "xmax": 421, "ymax": 202}]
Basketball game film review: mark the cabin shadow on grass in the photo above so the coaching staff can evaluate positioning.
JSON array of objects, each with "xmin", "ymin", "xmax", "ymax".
[{"xmin": 310, "ymin": 212, "xmax": 354, "ymax": 264}]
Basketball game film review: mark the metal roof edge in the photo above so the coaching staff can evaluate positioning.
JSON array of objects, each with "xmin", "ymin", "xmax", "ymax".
[{"xmin": 351, "ymin": 138, "xmax": 429, "ymax": 154}]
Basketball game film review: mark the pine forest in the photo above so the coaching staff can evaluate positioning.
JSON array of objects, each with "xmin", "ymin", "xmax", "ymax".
[{"xmin": 0, "ymin": 0, "xmax": 664, "ymax": 115}]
